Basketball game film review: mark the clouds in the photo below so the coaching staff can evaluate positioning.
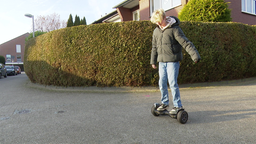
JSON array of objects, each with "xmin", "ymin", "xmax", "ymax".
[
  {"xmin": 87, "ymin": 0, "xmax": 118, "ymax": 22},
  {"xmin": 88, "ymin": 0, "xmax": 103, "ymax": 19},
  {"xmin": 0, "ymin": 1, "xmax": 32, "ymax": 44},
  {"xmin": 0, "ymin": 0, "xmax": 122, "ymax": 44},
  {"xmin": 39, "ymin": 0, "xmax": 63, "ymax": 15}
]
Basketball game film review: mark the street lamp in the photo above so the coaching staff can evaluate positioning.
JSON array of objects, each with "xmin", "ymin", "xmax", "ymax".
[{"xmin": 25, "ymin": 13, "xmax": 35, "ymax": 37}]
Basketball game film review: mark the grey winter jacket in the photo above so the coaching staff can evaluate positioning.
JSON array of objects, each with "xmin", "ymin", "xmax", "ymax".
[{"xmin": 150, "ymin": 16, "xmax": 201, "ymax": 65}]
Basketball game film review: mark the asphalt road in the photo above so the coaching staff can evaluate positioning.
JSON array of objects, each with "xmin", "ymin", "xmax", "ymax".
[{"xmin": 0, "ymin": 72, "xmax": 256, "ymax": 144}]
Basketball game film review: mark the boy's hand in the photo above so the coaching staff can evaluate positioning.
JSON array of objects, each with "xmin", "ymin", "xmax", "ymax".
[
  {"xmin": 195, "ymin": 59, "xmax": 200, "ymax": 63},
  {"xmin": 152, "ymin": 64, "xmax": 157, "ymax": 69}
]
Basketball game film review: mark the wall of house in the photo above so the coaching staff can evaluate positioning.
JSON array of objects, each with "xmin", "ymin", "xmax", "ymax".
[
  {"xmin": 165, "ymin": 0, "xmax": 189, "ymax": 17},
  {"xmin": 139, "ymin": 0, "xmax": 150, "ymax": 21},
  {"xmin": 139, "ymin": 0, "xmax": 255, "ymax": 25},
  {"xmin": 117, "ymin": 5, "xmax": 139, "ymax": 22},
  {"xmin": 227, "ymin": 0, "xmax": 256, "ymax": 25},
  {"xmin": 0, "ymin": 33, "xmax": 29, "ymax": 66},
  {"xmin": 139, "ymin": 0, "xmax": 189, "ymax": 21}
]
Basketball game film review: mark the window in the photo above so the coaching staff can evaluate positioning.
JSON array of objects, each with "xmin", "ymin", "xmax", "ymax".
[
  {"xmin": 150, "ymin": 0, "xmax": 182, "ymax": 14},
  {"xmin": 242, "ymin": 0, "xmax": 256, "ymax": 15},
  {"xmin": 16, "ymin": 45, "xmax": 21, "ymax": 53},
  {"xmin": 17, "ymin": 55, "xmax": 22, "ymax": 62},
  {"xmin": 6, "ymin": 54, "xmax": 11, "ymax": 62},
  {"xmin": 11, "ymin": 55, "xmax": 15, "ymax": 62},
  {"xmin": 133, "ymin": 10, "xmax": 140, "ymax": 21}
]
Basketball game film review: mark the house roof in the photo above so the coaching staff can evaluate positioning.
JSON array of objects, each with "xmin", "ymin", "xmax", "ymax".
[
  {"xmin": 92, "ymin": 10, "xmax": 118, "ymax": 24},
  {"xmin": 113, "ymin": 0, "xmax": 139, "ymax": 9},
  {"xmin": 0, "ymin": 33, "xmax": 29, "ymax": 46},
  {"xmin": 92, "ymin": 0, "xmax": 139, "ymax": 24}
]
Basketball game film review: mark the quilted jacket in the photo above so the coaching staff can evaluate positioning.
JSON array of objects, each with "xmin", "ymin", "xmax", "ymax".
[{"xmin": 150, "ymin": 16, "xmax": 201, "ymax": 65}]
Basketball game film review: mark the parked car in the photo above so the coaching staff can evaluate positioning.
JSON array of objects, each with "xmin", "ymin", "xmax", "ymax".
[
  {"xmin": 15, "ymin": 66, "xmax": 21, "ymax": 74},
  {"xmin": 5, "ymin": 66, "xmax": 17, "ymax": 76},
  {"xmin": 0, "ymin": 63, "xmax": 7, "ymax": 78}
]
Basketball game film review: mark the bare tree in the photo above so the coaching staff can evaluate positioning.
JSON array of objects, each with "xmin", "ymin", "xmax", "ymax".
[
  {"xmin": 35, "ymin": 13, "xmax": 66, "ymax": 32},
  {"xmin": 61, "ymin": 20, "xmax": 67, "ymax": 28}
]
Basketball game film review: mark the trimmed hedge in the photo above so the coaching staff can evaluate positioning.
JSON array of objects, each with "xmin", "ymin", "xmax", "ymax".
[
  {"xmin": 0, "ymin": 55, "xmax": 5, "ymax": 64},
  {"xmin": 24, "ymin": 21, "xmax": 256, "ymax": 87},
  {"xmin": 179, "ymin": 0, "xmax": 231, "ymax": 22}
]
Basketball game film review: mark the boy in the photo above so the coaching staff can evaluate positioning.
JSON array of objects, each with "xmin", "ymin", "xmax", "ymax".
[{"xmin": 150, "ymin": 9, "xmax": 201, "ymax": 114}]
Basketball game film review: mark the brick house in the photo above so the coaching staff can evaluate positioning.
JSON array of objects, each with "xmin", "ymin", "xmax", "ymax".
[
  {"xmin": 0, "ymin": 33, "xmax": 29, "ymax": 71},
  {"xmin": 93, "ymin": 0, "xmax": 256, "ymax": 25}
]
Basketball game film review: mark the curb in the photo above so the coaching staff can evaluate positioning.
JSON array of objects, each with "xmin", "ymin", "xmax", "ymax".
[{"xmin": 25, "ymin": 75, "xmax": 256, "ymax": 93}]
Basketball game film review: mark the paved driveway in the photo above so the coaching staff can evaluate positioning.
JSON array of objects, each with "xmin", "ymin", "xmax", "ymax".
[{"xmin": 0, "ymin": 73, "xmax": 256, "ymax": 143}]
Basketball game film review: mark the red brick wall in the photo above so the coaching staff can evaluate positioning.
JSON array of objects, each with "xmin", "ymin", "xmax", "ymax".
[
  {"xmin": 139, "ymin": 0, "xmax": 255, "ymax": 25},
  {"xmin": 226, "ymin": 0, "xmax": 256, "ymax": 25},
  {"xmin": 117, "ymin": 6, "xmax": 139, "ymax": 22},
  {"xmin": 139, "ymin": 0, "xmax": 190, "ymax": 20},
  {"xmin": 0, "ymin": 33, "xmax": 29, "ymax": 63},
  {"xmin": 139, "ymin": 0, "xmax": 150, "ymax": 21}
]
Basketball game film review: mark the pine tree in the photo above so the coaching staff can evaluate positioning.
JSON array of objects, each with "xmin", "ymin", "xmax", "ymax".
[
  {"xmin": 80, "ymin": 17, "xmax": 87, "ymax": 25},
  {"xmin": 74, "ymin": 15, "xmax": 81, "ymax": 26},
  {"xmin": 67, "ymin": 14, "xmax": 73, "ymax": 27}
]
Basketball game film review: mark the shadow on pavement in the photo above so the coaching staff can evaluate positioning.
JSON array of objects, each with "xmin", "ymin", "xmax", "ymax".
[
  {"xmin": 179, "ymin": 77, "xmax": 256, "ymax": 89},
  {"xmin": 188, "ymin": 109, "xmax": 256, "ymax": 124}
]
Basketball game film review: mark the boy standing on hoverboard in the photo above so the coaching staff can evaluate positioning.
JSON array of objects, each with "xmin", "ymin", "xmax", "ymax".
[{"xmin": 150, "ymin": 9, "xmax": 201, "ymax": 114}]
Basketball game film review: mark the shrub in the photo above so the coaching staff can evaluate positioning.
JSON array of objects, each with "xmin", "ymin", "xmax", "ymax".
[
  {"xmin": 0, "ymin": 55, "xmax": 5, "ymax": 64},
  {"xmin": 25, "ymin": 31, "xmax": 47, "ymax": 42},
  {"xmin": 24, "ymin": 21, "xmax": 256, "ymax": 87},
  {"xmin": 179, "ymin": 0, "xmax": 232, "ymax": 22}
]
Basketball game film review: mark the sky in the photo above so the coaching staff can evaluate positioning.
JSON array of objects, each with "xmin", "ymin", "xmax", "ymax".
[{"xmin": 0, "ymin": 0, "xmax": 123, "ymax": 44}]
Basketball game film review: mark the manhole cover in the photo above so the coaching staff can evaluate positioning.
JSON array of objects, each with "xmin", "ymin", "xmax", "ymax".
[
  {"xmin": 15, "ymin": 109, "xmax": 31, "ymax": 114},
  {"xmin": 57, "ymin": 111, "xmax": 65, "ymax": 114}
]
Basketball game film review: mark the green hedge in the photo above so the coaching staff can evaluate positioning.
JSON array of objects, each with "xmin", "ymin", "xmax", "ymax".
[
  {"xmin": 178, "ymin": 0, "xmax": 232, "ymax": 22},
  {"xmin": 0, "ymin": 55, "xmax": 5, "ymax": 64},
  {"xmin": 24, "ymin": 21, "xmax": 256, "ymax": 87}
]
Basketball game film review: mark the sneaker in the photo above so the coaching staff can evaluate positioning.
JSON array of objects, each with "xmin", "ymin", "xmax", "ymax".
[
  {"xmin": 169, "ymin": 107, "xmax": 183, "ymax": 114},
  {"xmin": 157, "ymin": 104, "xmax": 169, "ymax": 111}
]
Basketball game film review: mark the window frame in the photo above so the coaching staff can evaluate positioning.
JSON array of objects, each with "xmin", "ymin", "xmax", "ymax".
[
  {"xmin": 150, "ymin": 0, "xmax": 182, "ymax": 15},
  {"xmin": 6, "ymin": 54, "xmax": 11, "ymax": 62},
  {"xmin": 242, "ymin": 0, "xmax": 256, "ymax": 15},
  {"xmin": 17, "ymin": 55, "xmax": 22, "ymax": 62},
  {"xmin": 133, "ymin": 10, "xmax": 140, "ymax": 21},
  {"xmin": 16, "ymin": 44, "xmax": 21, "ymax": 53}
]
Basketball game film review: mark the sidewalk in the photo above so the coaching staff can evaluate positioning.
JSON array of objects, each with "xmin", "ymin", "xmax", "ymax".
[{"xmin": 25, "ymin": 73, "xmax": 256, "ymax": 92}]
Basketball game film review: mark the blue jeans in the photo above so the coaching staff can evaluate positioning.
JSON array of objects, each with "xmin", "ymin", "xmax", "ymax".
[{"xmin": 159, "ymin": 62, "xmax": 182, "ymax": 107}]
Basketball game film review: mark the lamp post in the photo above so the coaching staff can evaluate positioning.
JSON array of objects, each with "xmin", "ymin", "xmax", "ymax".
[{"xmin": 25, "ymin": 13, "xmax": 35, "ymax": 37}]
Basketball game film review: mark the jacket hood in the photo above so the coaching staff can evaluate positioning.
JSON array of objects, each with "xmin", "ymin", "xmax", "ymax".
[
  {"xmin": 168, "ymin": 16, "xmax": 180, "ymax": 27},
  {"xmin": 158, "ymin": 16, "xmax": 180, "ymax": 30}
]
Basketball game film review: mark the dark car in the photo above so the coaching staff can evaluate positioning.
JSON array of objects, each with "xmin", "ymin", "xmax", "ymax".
[
  {"xmin": 15, "ymin": 66, "xmax": 21, "ymax": 74},
  {"xmin": 0, "ymin": 63, "xmax": 7, "ymax": 78},
  {"xmin": 5, "ymin": 66, "xmax": 17, "ymax": 76}
]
